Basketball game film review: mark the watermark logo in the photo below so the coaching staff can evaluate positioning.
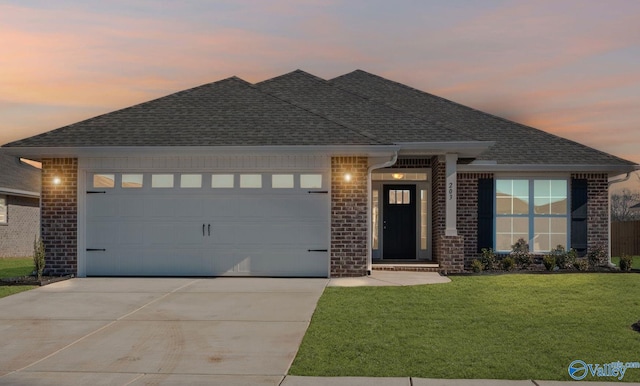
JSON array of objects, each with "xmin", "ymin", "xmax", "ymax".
[{"xmin": 568, "ymin": 359, "xmax": 640, "ymax": 381}]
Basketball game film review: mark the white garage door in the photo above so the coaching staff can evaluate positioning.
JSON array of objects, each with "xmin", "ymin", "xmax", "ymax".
[{"xmin": 85, "ymin": 172, "xmax": 329, "ymax": 277}]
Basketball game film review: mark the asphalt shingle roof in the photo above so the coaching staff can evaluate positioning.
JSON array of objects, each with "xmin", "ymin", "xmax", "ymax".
[
  {"xmin": 0, "ymin": 155, "xmax": 41, "ymax": 194},
  {"xmin": 256, "ymin": 70, "xmax": 474, "ymax": 143},
  {"xmin": 3, "ymin": 69, "xmax": 636, "ymax": 168},
  {"xmin": 330, "ymin": 70, "xmax": 635, "ymax": 166},
  {"xmin": 5, "ymin": 77, "xmax": 379, "ymax": 147}
]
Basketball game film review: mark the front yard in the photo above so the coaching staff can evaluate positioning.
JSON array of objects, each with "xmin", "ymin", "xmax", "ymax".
[
  {"xmin": 291, "ymin": 273, "xmax": 640, "ymax": 382},
  {"xmin": 0, "ymin": 257, "xmax": 36, "ymax": 299},
  {"xmin": 612, "ymin": 256, "xmax": 640, "ymax": 270}
]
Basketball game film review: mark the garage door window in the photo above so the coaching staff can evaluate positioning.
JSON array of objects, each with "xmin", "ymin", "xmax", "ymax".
[
  {"xmin": 272, "ymin": 174, "xmax": 294, "ymax": 188},
  {"xmin": 122, "ymin": 174, "xmax": 143, "ymax": 188},
  {"xmin": 180, "ymin": 174, "xmax": 202, "ymax": 188},
  {"xmin": 240, "ymin": 174, "xmax": 262, "ymax": 188},
  {"xmin": 300, "ymin": 174, "xmax": 322, "ymax": 189},
  {"xmin": 93, "ymin": 174, "xmax": 115, "ymax": 188},
  {"xmin": 152, "ymin": 174, "xmax": 174, "ymax": 188},
  {"xmin": 212, "ymin": 174, "xmax": 234, "ymax": 188}
]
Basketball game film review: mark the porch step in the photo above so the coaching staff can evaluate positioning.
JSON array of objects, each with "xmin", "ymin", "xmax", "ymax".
[{"xmin": 372, "ymin": 263, "xmax": 440, "ymax": 273}]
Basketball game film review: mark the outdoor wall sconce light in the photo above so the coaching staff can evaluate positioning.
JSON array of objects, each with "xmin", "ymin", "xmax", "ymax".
[
  {"xmin": 52, "ymin": 177, "xmax": 62, "ymax": 185},
  {"xmin": 344, "ymin": 173, "xmax": 352, "ymax": 182}
]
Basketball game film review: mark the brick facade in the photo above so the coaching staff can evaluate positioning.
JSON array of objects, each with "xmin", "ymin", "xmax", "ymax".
[
  {"xmin": 33, "ymin": 156, "xmax": 613, "ymax": 277},
  {"xmin": 331, "ymin": 156, "xmax": 369, "ymax": 277},
  {"xmin": 0, "ymin": 195, "xmax": 40, "ymax": 257},
  {"xmin": 453, "ymin": 172, "xmax": 610, "ymax": 270},
  {"xmin": 458, "ymin": 172, "xmax": 494, "ymax": 268},
  {"xmin": 41, "ymin": 158, "xmax": 77, "ymax": 276},
  {"xmin": 428, "ymin": 156, "xmax": 465, "ymax": 273},
  {"xmin": 431, "ymin": 156, "xmax": 445, "ymax": 264},
  {"xmin": 572, "ymin": 173, "xmax": 609, "ymax": 258},
  {"xmin": 438, "ymin": 235, "xmax": 464, "ymax": 273}
]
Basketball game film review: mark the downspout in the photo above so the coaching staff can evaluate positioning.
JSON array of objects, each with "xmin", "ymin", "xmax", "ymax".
[
  {"xmin": 367, "ymin": 151, "xmax": 398, "ymax": 275},
  {"xmin": 607, "ymin": 172, "xmax": 632, "ymax": 267}
]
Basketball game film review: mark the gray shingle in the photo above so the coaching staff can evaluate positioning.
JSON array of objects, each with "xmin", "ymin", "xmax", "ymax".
[
  {"xmin": 0, "ymin": 155, "xmax": 41, "ymax": 194},
  {"xmin": 257, "ymin": 70, "xmax": 474, "ymax": 143},
  {"xmin": 330, "ymin": 70, "xmax": 635, "ymax": 166},
  {"xmin": 5, "ymin": 77, "xmax": 379, "ymax": 147},
  {"xmin": 3, "ymin": 69, "xmax": 636, "ymax": 168}
]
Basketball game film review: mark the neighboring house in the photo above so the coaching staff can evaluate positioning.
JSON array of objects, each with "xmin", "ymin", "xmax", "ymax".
[
  {"xmin": 1, "ymin": 70, "xmax": 637, "ymax": 277},
  {"xmin": 0, "ymin": 154, "xmax": 41, "ymax": 257}
]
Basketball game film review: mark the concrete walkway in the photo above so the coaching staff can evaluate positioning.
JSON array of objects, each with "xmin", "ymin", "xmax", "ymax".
[{"xmin": 328, "ymin": 270, "xmax": 450, "ymax": 287}]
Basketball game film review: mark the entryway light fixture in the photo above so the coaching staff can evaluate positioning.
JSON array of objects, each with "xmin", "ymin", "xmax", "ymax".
[
  {"xmin": 392, "ymin": 173, "xmax": 404, "ymax": 180},
  {"xmin": 344, "ymin": 173, "xmax": 352, "ymax": 182},
  {"xmin": 52, "ymin": 177, "xmax": 62, "ymax": 185}
]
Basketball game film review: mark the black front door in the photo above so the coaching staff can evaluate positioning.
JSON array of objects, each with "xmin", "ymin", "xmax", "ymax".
[{"xmin": 383, "ymin": 185, "xmax": 416, "ymax": 259}]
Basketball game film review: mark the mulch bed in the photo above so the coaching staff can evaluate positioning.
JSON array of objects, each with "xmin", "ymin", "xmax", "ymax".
[{"xmin": 0, "ymin": 275, "xmax": 74, "ymax": 286}]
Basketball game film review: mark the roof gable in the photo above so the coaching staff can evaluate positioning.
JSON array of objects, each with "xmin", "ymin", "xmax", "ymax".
[
  {"xmin": 330, "ymin": 70, "xmax": 636, "ymax": 166},
  {"xmin": 256, "ymin": 70, "xmax": 475, "ymax": 143}
]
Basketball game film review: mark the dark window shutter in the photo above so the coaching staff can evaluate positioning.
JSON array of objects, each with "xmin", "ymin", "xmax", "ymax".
[
  {"xmin": 571, "ymin": 179, "xmax": 588, "ymax": 257},
  {"xmin": 477, "ymin": 178, "xmax": 494, "ymax": 252}
]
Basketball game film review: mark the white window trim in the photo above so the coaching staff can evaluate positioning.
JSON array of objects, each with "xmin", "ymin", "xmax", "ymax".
[{"xmin": 494, "ymin": 177, "xmax": 570, "ymax": 253}]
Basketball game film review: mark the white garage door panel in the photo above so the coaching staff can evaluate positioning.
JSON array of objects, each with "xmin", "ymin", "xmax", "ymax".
[
  {"xmin": 203, "ymin": 198, "xmax": 238, "ymax": 217},
  {"xmin": 86, "ymin": 171, "xmax": 329, "ymax": 277},
  {"xmin": 119, "ymin": 197, "xmax": 146, "ymax": 217},
  {"xmin": 144, "ymin": 198, "xmax": 177, "ymax": 219}
]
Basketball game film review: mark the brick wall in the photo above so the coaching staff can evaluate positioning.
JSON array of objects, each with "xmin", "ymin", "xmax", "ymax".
[
  {"xmin": 431, "ymin": 156, "xmax": 445, "ymax": 263},
  {"xmin": 458, "ymin": 173, "xmax": 494, "ymax": 268},
  {"xmin": 331, "ymin": 156, "xmax": 368, "ymax": 277},
  {"xmin": 41, "ymin": 158, "xmax": 77, "ymax": 276},
  {"xmin": 439, "ymin": 235, "xmax": 464, "ymax": 273},
  {"xmin": 572, "ymin": 173, "xmax": 609, "ymax": 258},
  {"xmin": 0, "ymin": 195, "xmax": 40, "ymax": 257}
]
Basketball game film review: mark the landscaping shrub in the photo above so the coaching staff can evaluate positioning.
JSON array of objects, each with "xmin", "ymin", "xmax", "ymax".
[
  {"xmin": 587, "ymin": 244, "xmax": 607, "ymax": 269},
  {"xmin": 480, "ymin": 248, "xmax": 497, "ymax": 271},
  {"xmin": 543, "ymin": 255, "xmax": 556, "ymax": 271},
  {"xmin": 557, "ymin": 247, "xmax": 577, "ymax": 269},
  {"xmin": 502, "ymin": 256, "xmax": 515, "ymax": 271},
  {"xmin": 619, "ymin": 254, "xmax": 633, "ymax": 272},
  {"xmin": 510, "ymin": 238, "xmax": 532, "ymax": 269},
  {"xmin": 33, "ymin": 237, "xmax": 45, "ymax": 280},
  {"xmin": 575, "ymin": 258, "xmax": 589, "ymax": 271},
  {"xmin": 471, "ymin": 259, "xmax": 483, "ymax": 273}
]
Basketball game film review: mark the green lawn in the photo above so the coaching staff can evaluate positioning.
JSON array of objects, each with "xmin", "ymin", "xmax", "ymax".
[
  {"xmin": 291, "ymin": 274, "xmax": 640, "ymax": 382},
  {"xmin": 611, "ymin": 256, "xmax": 640, "ymax": 270},
  {"xmin": 0, "ymin": 257, "xmax": 36, "ymax": 298}
]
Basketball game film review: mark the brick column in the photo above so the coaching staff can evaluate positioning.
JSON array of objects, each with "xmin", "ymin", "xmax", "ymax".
[
  {"xmin": 458, "ymin": 172, "xmax": 494, "ymax": 269},
  {"xmin": 331, "ymin": 156, "xmax": 368, "ymax": 277},
  {"xmin": 41, "ymin": 158, "xmax": 78, "ymax": 276},
  {"xmin": 431, "ymin": 156, "xmax": 445, "ymax": 263},
  {"xmin": 439, "ymin": 235, "xmax": 464, "ymax": 274},
  {"xmin": 572, "ymin": 173, "xmax": 609, "ymax": 260}
]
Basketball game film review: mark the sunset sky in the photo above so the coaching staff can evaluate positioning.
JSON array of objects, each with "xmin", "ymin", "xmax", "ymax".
[{"xmin": 1, "ymin": 1, "xmax": 639, "ymax": 188}]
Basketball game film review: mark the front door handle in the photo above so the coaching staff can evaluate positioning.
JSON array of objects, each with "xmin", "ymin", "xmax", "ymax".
[
  {"xmin": 208, "ymin": 224, "xmax": 211, "ymax": 236},
  {"xmin": 202, "ymin": 224, "xmax": 205, "ymax": 236}
]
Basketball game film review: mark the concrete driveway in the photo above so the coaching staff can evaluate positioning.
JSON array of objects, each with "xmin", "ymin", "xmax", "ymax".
[{"xmin": 0, "ymin": 277, "xmax": 328, "ymax": 385}]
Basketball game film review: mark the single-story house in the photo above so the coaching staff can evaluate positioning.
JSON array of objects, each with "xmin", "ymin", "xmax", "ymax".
[
  {"xmin": 2, "ymin": 70, "xmax": 638, "ymax": 277},
  {"xmin": 0, "ymin": 154, "xmax": 41, "ymax": 257}
]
